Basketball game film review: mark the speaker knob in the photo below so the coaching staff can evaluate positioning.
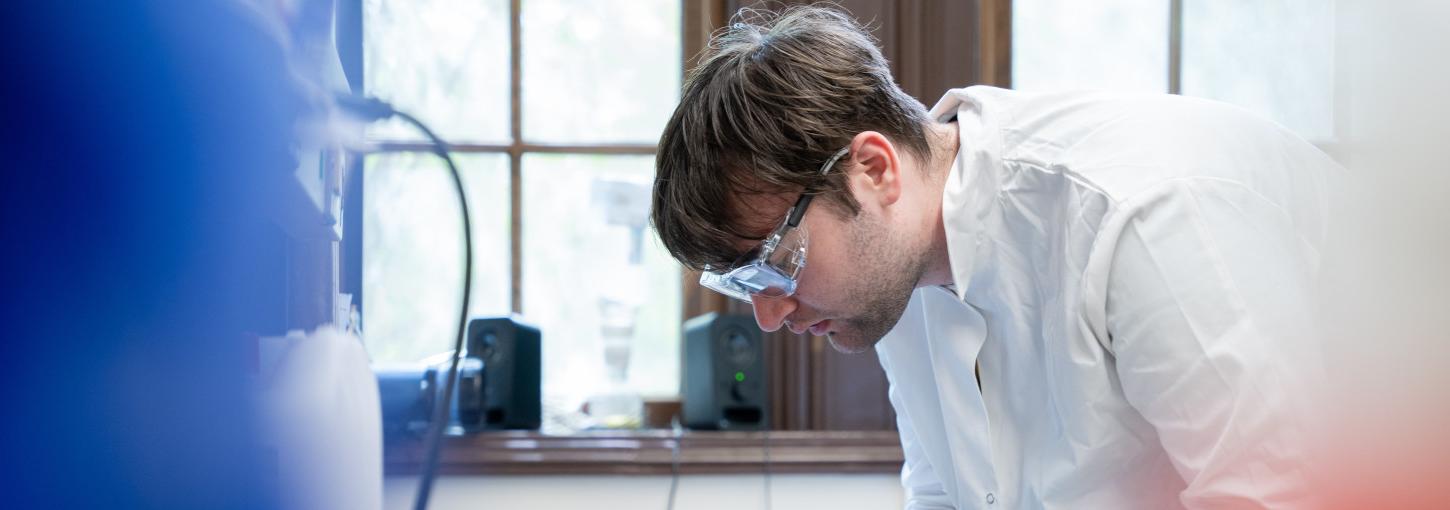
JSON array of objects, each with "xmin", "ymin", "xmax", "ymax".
[
  {"xmin": 478, "ymin": 332, "xmax": 500, "ymax": 362},
  {"xmin": 724, "ymin": 328, "xmax": 755, "ymax": 367}
]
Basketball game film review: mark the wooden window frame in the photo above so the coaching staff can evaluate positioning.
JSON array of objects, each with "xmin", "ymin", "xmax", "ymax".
[{"xmin": 356, "ymin": 0, "xmax": 663, "ymax": 314}]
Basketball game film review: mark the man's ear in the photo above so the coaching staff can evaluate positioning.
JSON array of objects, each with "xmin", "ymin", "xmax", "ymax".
[{"xmin": 847, "ymin": 131, "xmax": 902, "ymax": 207}]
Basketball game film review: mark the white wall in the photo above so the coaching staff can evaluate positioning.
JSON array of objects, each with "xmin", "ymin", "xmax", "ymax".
[
  {"xmin": 385, "ymin": 474, "xmax": 904, "ymax": 510},
  {"xmin": 1315, "ymin": 0, "xmax": 1450, "ymax": 505}
]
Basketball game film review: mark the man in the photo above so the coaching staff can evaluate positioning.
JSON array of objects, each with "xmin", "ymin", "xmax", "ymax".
[{"xmin": 652, "ymin": 6, "xmax": 1338, "ymax": 510}]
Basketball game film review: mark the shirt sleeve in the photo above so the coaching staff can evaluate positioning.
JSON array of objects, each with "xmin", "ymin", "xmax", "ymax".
[{"xmin": 1104, "ymin": 179, "xmax": 1325, "ymax": 509}]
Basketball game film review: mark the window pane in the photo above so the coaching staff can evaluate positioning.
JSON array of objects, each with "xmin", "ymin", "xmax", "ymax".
[
  {"xmin": 363, "ymin": 153, "xmax": 512, "ymax": 362},
  {"xmin": 521, "ymin": 154, "xmax": 681, "ymax": 405},
  {"xmin": 1012, "ymin": 0, "xmax": 1169, "ymax": 93},
  {"xmin": 364, "ymin": 0, "xmax": 509, "ymax": 143},
  {"xmin": 1183, "ymin": 0, "xmax": 1336, "ymax": 141},
  {"xmin": 521, "ymin": 0, "xmax": 682, "ymax": 144}
]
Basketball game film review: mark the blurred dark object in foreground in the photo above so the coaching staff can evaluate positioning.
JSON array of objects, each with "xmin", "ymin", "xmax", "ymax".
[{"xmin": 0, "ymin": 1, "xmax": 304, "ymax": 508}]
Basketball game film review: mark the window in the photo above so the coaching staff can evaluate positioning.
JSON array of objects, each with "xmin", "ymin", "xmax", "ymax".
[
  {"xmin": 1179, "ymin": 0, "xmax": 1335, "ymax": 141},
  {"xmin": 361, "ymin": 0, "xmax": 683, "ymax": 424},
  {"xmin": 1012, "ymin": 0, "xmax": 1336, "ymax": 142},
  {"xmin": 1012, "ymin": 0, "xmax": 1169, "ymax": 93}
]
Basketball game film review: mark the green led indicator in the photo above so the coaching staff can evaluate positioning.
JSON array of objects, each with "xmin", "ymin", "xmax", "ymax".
[{"xmin": 734, "ymin": 371, "xmax": 745, "ymax": 382}]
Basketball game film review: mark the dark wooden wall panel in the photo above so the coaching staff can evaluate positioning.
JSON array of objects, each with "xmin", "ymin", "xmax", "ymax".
[
  {"xmin": 832, "ymin": 0, "xmax": 899, "ymax": 68},
  {"xmin": 815, "ymin": 337, "xmax": 898, "ymax": 430},
  {"xmin": 896, "ymin": 0, "xmax": 980, "ymax": 102}
]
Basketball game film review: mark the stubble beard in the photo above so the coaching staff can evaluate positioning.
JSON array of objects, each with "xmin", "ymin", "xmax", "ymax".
[{"xmin": 825, "ymin": 210, "xmax": 925, "ymax": 354}]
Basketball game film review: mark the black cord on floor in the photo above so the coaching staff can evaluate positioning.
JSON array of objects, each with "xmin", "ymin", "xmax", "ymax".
[{"xmin": 666, "ymin": 417, "xmax": 683, "ymax": 510}]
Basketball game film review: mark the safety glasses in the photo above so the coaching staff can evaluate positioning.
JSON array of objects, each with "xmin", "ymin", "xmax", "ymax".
[{"xmin": 699, "ymin": 147, "xmax": 850, "ymax": 303}]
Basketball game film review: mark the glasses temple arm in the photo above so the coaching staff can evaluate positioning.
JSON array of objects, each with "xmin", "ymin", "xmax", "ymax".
[{"xmin": 785, "ymin": 195, "xmax": 812, "ymax": 227}]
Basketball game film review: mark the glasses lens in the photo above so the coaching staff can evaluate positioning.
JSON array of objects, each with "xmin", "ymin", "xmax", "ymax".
[
  {"xmin": 764, "ymin": 224, "xmax": 807, "ymax": 278},
  {"xmin": 734, "ymin": 265, "xmax": 794, "ymax": 295},
  {"xmin": 699, "ymin": 270, "xmax": 753, "ymax": 302},
  {"xmin": 752, "ymin": 284, "xmax": 790, "ymax": 299},
  {"xmin": 700, "ymin": 206, "xmax": 811, "ymax": 303},
  {"xmin": 699, "ymin": 263, "xmax": 797, "ymax": 303}
]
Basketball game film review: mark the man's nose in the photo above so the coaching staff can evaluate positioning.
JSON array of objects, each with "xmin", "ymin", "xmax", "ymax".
[{"xmin": 750, "ymin": 295, "xmax": 797, "ymax": 332}]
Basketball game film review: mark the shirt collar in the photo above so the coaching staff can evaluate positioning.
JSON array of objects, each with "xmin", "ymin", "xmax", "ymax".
[{"xmin": 929, "ymin": 88, "xmax": 1003, "ymax": 302}]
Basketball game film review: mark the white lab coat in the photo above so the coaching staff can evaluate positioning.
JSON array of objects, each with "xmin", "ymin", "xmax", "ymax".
[{"xmin": 876, "ymin": 86, "xmax": 1340, "ymax": 509}]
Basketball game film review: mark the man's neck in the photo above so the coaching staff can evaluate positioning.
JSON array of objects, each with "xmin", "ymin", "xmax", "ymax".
[{"xmin": 916, "ymin": 120, "xmax": 960, "ymax": 289}]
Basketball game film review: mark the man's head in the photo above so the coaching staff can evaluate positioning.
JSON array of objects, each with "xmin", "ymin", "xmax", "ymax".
[{"xmin": 652, "ymin": 5, "xmax": 949, "ymax": 353}]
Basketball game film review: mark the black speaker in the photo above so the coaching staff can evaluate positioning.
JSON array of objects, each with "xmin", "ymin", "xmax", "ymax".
[
  {"xmin": 465, "ymin": 317, "xmax": 542, "ymax": 430},
  {"xmin": 682, "ymin": 313, "xmax": 768, "ymax": 430}
]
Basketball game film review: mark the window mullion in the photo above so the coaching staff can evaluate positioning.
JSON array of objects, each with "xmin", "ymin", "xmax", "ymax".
[
  {"xmin": 1169, "ymin": 0, "xmax": 1183, "ymax": 94},
  {"xmin": 509, "ymin": 0, "xmax": 523, "ymax": 314}
]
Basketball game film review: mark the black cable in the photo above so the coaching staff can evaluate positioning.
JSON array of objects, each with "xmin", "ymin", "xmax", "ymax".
[
  {"xmin": 336, "ymin": 94, "xmax": 473, "ymax": 510},
  {"xmin": 666, "ymin": 417, "xmax": 683, "ymax": 510},
  {"xmin": 391, "ymin": 109, "xmax": 473, "ymax": 510}
]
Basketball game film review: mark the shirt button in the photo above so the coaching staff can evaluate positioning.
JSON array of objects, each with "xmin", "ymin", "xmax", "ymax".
[{"xmin": 986, "ymin": 493, "xmax": 996, "ymax": 505}]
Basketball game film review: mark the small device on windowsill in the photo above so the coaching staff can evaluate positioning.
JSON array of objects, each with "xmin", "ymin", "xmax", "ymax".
[
  {"xmin": 375, "ymin": 356, "xmax": 487, "ymax": 438},
  {"xmin": 375, "ymin": 316, "xmax": 543, "ymax": 437}
]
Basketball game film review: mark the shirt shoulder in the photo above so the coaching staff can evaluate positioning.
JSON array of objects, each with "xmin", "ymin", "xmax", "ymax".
[{"xmin": 939, "ymin": 86, "xmax": 1338, "ymax": 205}]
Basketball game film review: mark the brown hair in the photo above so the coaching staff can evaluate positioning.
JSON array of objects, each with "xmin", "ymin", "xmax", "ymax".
[{"xmin": 651, "ymin": 4, "xmax": 932, "ymax": 271}]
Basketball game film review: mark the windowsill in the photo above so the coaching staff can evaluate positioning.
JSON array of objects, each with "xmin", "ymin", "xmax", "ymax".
[{"xmin": 384, "ymin": 430, "xmax": 904, "ymax": 476}]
